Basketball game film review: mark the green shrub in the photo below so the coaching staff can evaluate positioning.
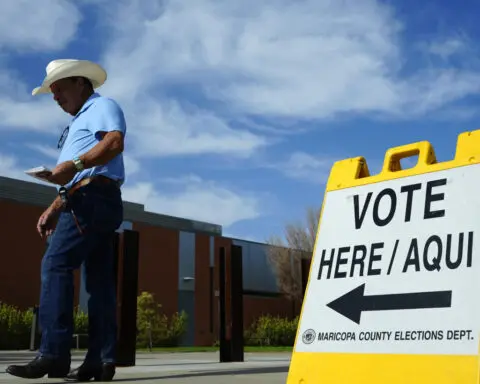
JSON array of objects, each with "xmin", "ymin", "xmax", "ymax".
[
  {"xmin": 0, "ymin": 291, "xmax": 188, "ymax": 350},
  {"xmin": 245, "ymin": 315, "xmax": 299, "ymax": 346},
  {"xmin": 73, "ymin": 307, "xmax": 89, "ymax": 335},
  {"xmin": 136, "ymin": 291, "xmax": 188, "ymax": 348},
  {"xmin": 0, "ymin": 302, "xmax": 34, "ymax": 350},
  {"xmin": 72, "ymin": 307, "xmax": 89, "ymax": 349},
  {"xmin": 0, "ymin": 303, "xmax": 94, "ymax": 350}
]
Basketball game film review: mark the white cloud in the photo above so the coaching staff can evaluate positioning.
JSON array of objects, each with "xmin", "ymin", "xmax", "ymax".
[
  {"xmin": 122, "ymin": 176, "xmax": 261, "ymax": 227},
  {"xmin": 124, "ymin": 155, "xmax": 141, "ymax": 176},
  {"xmin": 124, "ymin": 99, "xmax": 267, "ymax": 158},
  {"xmin": 0, "ymin": 153, "xmax": 24, "ymax": 180},
  {"xmin": 0, "ymin": 97, "xmax": 66, "ymax": 133},
  {"xmin": 2, "ymin": 0, "xmax": 480, "ymax": 227},
  {"xmin": 395, "ymin": 69, "xmax": 480, "ymax": 116},
  {"xmin": 0, "ymin": 0, "xmax": 268, "ymax": 156},
  {"xmin": 0, "ymin": 0, "xmax": 79, "ymax": 133},
  {"xmin": 0, "ymin": 0, "xmax": 81, "ymax": 51},
  {"xmin": 268, "ymin": 152, "xmax": 335, "ymax": 184},
  {"xmin": 95, "ymin": 0, "xmax": 480, "ymax": 128},
  {"xmin": 2, "ymin": 0, "xmax": 480, "ymax": 146},
  {"xmin": 423, "ymin": 37, "xmax": 468, "ymax": 59},
  {"xmin": 25, "ymin": 143, "xmax": 59, "ymax": 159},
  {"xmin": 0, "ymin": 152, "xmax": 52, "ymax": 186}
]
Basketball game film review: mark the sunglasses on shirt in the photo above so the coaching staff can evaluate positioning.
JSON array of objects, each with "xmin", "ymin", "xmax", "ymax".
[{"xmin": 58, "ymin": 125, "xmax": 69, "ymax": 149}]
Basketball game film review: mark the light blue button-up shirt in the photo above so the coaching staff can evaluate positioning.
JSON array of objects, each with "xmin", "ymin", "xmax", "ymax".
[{"xmin": 56, "ymin": 92, "xmax": 127, "ymax": 189}]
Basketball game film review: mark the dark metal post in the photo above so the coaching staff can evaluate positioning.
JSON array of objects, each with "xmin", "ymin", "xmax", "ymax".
[
  {"xmin": 230, "ymin": 244, "xmax": 244, "ymax": 362},
  {"xmin": 218, "ymin": 246, "xmax": 231, "ymax": 362},
  {"xmin": 115, "ymin": 230, "xmax": 140, "ymax": 367},
  {"xmin": 29, "ymin": 306, "xmax": 39, "ymax": 351}
]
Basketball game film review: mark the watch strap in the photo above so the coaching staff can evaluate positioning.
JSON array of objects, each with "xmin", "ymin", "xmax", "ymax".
[{"xmin": 73, "ymin": 156, "xmax": 84, "ymax": 171}]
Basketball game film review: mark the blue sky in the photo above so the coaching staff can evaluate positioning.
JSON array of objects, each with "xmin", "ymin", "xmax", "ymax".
[{"xmin": 1, "ymin": 0, "xmax": 480, "ymax": 242}]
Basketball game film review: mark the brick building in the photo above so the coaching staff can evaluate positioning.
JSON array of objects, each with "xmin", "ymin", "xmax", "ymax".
[{"xmin": 0, "ymin": 176, "xmax": 310, "ymax": 346}]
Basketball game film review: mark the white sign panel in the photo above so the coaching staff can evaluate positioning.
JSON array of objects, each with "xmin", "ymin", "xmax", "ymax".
[{"xmin": 296, "ymin": 164, "xmax": 480, "ymax": 356}]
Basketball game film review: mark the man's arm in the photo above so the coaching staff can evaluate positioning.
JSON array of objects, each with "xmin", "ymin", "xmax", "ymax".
[
  {"xmin": 79, "ymin": 130, "xmax": 124, "ymax": 169},
  {"xmin": 43, "ymin": 195, "xmax": 64, "ymax": 216}
]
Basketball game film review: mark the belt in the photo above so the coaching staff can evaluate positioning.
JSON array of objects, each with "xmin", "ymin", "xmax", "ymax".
[{"xmin": 67, "ymin": 175, "xmax": 120, "ymax": 196}]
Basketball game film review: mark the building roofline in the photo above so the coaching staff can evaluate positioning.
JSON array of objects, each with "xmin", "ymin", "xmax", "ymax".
[
  {"xmin": 230, "ymin": 236, "xmax": 312, "ymax": 258},
  {"xmin": 0, "ymin": 176, "xmax": 222, "ymax": 236}
]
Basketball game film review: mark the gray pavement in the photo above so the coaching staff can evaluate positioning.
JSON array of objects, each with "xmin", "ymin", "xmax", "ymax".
[{"xmin": 0, "ymin": 351, "xmax": 291, "ymax": 383}]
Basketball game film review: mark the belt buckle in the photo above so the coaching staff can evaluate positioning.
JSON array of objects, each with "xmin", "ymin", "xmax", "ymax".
[{"xmin": 58, "ymin": 186, "xmax": 68, "ymax": 205}]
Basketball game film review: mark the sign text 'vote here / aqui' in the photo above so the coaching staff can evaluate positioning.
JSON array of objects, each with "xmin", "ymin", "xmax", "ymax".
[{"xmin": 287, "ymin": 133, "xmax": 480, "ymax": 384}]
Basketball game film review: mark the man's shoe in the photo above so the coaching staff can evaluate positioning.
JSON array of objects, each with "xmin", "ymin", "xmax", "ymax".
[
  {"xmin": 65, "ymin": 362, "xmax": 116, "ymax": 382},
  {"xmin": 6, "ymin": 355, "xmax": 70, "ymax": 379}
]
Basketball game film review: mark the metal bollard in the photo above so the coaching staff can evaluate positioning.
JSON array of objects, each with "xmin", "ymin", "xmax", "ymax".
[{"xmin": 29, "ymin": 306, "xmax": 39, "ymax": 351}]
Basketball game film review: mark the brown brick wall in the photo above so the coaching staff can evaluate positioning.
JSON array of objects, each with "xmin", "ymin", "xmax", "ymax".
[
  {"xmin": 0, "ymin": 200, "xmax": 44, "ymax": 309},
  {"xmin": 0, "ymin": 200, "xmax": 81, "ymax": 309},
  {"xmin": 243, "ymin": 296, "xmax": 297, "ymax": 329},
  {"xmin": 1, "ymin": 197, "xmax": 305, "ymax": 347},
  {"xmin": 133, "ymin": 222, "xmax": 179, "ymax": 317}
]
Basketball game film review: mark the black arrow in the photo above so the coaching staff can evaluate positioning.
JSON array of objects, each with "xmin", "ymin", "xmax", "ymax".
[{"xmin": 326, "ymin": 283, "xmax": 452, "ymax": 324}]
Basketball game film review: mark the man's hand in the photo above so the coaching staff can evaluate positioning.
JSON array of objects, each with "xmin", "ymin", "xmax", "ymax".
[
  {"xmin": 37, "ymin": 208, "xmax": 58, "ymax": 239},
  {"xmin": 47, "ymin": 161, "xmax": 77, "ymax": 186},
  {"xmin": 37, "ymin": 196, "xmax": 64, "ymax": 239}
]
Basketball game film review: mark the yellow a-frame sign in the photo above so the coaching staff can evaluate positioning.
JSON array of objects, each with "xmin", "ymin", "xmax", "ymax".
[{"xmin": 287, "ymin": 130, "xmax": 480, "ymax": 384}]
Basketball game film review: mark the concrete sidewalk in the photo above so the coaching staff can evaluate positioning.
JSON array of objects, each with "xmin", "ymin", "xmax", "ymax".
[{"xmin": 0, "ymin": 351, "xmax": 291, "ymax": 383}]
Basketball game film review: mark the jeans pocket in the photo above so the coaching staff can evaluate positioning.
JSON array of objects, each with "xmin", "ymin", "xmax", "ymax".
[{"xmin": 90, "ymin": 200, "xmax": 123, "ymax": 233}]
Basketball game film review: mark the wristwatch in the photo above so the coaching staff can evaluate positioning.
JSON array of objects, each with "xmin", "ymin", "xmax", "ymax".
[{"xmin": 73, "ymin": 156, "xmax": 84, "ymax": 171}]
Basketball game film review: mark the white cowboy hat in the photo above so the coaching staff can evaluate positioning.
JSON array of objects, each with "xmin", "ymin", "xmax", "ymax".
[{"xmin": 32, "ymin": 59, "xmax": 107, "ymax": 96}]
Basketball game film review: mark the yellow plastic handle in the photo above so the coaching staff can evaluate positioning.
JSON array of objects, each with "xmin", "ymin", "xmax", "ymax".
[{"xmin": 382, "ymin": 141, "xmax": 436, "ymax": 172}]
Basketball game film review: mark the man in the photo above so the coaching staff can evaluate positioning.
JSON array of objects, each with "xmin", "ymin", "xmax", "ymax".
[{"xmin": 6, "ymin": 59, "xmax": 126, "ymax": 382}]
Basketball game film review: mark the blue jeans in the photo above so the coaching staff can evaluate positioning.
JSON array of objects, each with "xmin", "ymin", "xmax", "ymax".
[{"xmin": 38, "ymin": 181, "xmax": 123, "ymax": 364}]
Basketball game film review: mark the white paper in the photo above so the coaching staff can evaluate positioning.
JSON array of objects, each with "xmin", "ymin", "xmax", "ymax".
[{"xmin": 24, "ymin": 166, "xmax": 55, "ymax": 184}]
